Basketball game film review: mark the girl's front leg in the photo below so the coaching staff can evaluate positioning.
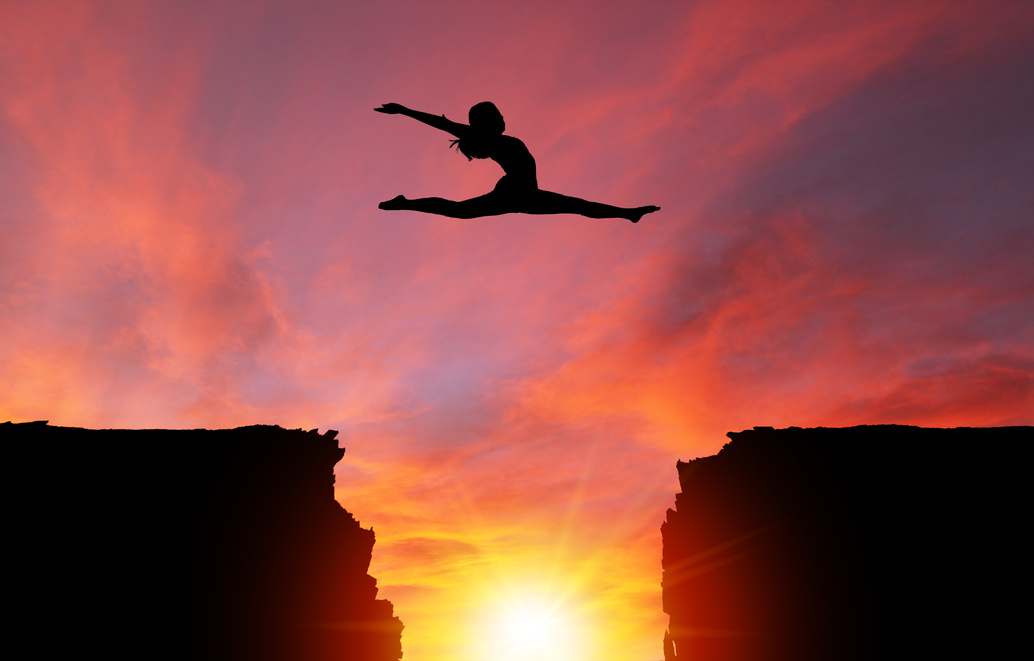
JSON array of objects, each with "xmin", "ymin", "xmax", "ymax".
[
  {"xmin": 379, "ymin": 193, "xmax": 506, "ymax": 218},
  {"xmin": 379, "ymin": 195, "xmax": 409, "ymax": 210}
]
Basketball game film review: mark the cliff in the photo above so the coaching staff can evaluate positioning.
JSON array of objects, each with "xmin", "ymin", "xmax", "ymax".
[
  {"xmin": 3, "ymin": 421, "xmax": 403, "ymax": 661},
  {"xmin": 661, "ymin": 425, "xmax": 1030, "ymax": 661}
]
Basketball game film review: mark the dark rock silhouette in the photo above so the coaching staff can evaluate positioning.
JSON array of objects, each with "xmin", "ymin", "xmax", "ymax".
[
  {"xmin": 661, "ymin": 425, "xmax": 1031, "ymax": 661},
  {"xmin": 3, "ymin": 421, "xmax": 402, "ymax": 661}
]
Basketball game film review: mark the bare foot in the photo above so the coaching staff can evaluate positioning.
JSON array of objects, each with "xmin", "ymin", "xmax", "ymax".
[
  {"xmin": 379, "ymin": 195, "xmax": 408, "ymax": 210},
  {"xmin": 628, "ymin": 205, "xmax": 660, "ymax": 223}
]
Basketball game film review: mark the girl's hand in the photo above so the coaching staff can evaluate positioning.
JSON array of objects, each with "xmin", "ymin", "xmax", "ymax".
[{"xmin": 374, "ymin": 103, "xmax": 407, "ymax": 114}]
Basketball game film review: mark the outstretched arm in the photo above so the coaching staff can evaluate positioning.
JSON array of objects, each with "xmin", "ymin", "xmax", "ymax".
[{"xmin": 374, "ymin": 103, "xmax": 468, "ymax": 138}]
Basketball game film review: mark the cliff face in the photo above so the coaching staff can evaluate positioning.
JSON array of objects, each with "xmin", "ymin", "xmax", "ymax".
[
  {"xmin": 4, "ymin": 422, "xmax": 402, "ymax": 661},
  {"xmin": 661, "ymin": 425, "xmax": 1030, "ymax": 661}
]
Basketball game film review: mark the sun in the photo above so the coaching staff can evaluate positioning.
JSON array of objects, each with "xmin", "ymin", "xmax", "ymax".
[
  {"xmin": 481, "ymin": 592, "xmax": 584, "ymax": 661},
  {"xmin": 501, "ymin": 602, "xmax": 557, "ymax": 650}
]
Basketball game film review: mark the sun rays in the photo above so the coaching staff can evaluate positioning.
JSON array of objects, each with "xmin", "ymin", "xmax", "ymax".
[
  {"xmin": 499, "ymin": 600, "xmax": 563, "ymax": 653},
  {"xmin": 482, "ymin": 591, "xmax": 584, "ymax": 661}
]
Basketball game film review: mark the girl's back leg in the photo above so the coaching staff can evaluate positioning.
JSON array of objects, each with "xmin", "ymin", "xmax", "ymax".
[{"xmin": 527, "ymin": 190, "xmax": 659, "ymax": 222}]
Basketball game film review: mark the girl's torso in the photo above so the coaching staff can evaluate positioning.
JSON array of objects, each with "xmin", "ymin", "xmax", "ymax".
[
  {"xmin": 471, "ymin": 133, "xmax": 537, "ymax": 189},
  {"xmin": 492, "ymin": 135, "xmax": 535, "ymax": 176}
]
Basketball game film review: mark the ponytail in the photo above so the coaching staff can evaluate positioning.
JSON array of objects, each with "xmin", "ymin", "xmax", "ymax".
[{"xmin": 449, "ymin": 139, "xmax": 474, "ymax": 161}]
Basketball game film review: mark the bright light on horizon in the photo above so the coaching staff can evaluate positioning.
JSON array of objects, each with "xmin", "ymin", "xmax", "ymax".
[
  {"xmin": 499, "ymin": 601, "xmax": 562, "ymax": 653},
  {"xmin": 474, "ymin": 587, "xmax": 591, "ymax": 661}
]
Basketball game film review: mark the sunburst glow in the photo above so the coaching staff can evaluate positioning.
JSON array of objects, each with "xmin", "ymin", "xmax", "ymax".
[
  {"xmin": 477, "ymin": 589, "xmax": 588, "ymax": 661},
  {"xmin": 500, "ymin": 603, "xmax": 558, "ymax": 651}
]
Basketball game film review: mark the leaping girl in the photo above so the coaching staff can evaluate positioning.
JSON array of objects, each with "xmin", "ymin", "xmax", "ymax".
[{"xmin": 375, "ymin": 102, "xmax": 660, "ymax": 223}]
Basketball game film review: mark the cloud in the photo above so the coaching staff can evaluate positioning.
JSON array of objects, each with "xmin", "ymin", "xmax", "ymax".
[{"xmin": 496, "ymin": 1, "xmax": 1034, "ymax": 452}]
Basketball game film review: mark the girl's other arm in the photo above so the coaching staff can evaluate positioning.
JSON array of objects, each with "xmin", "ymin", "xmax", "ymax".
[{"xmin": 374, "ymin": 103, "xmax": 467, "ymax": 137}]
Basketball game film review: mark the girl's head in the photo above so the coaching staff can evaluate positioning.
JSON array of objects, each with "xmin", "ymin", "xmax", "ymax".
[
  {"xmin": 452, "ymin": 102, "xmax": 505, "ymax": 160},
  {"xmin": 468, "ymin": 101, "xmax": 505, "ymax": 135}
]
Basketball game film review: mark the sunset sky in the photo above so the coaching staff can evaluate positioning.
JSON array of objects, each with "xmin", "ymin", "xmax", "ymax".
[{"xmin": 2, "ymin": 1, "xmax": 1032, "ymax": 660}]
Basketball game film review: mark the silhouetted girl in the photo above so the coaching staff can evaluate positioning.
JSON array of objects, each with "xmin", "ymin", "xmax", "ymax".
[{"xmin": 375, "ymin": 102, "xmax": 660, "ymax": 223}]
